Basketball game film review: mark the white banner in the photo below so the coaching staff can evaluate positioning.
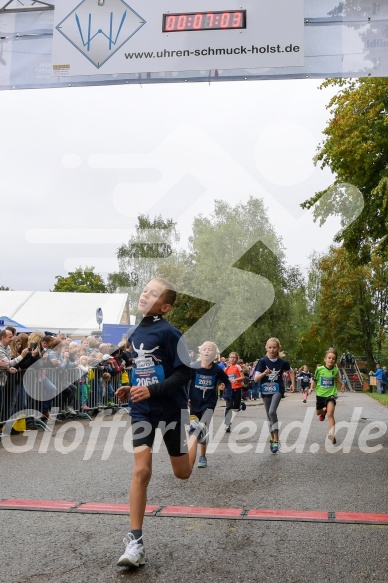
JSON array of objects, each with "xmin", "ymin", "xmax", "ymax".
[{"xmin": 52, "ymin": 0, "xmax": 304, "ymax": 76}]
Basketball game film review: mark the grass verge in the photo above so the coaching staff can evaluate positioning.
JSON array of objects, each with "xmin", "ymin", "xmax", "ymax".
[{"xmin": 365, "ymin": 393, "xmax": 388, "ymax": 407}]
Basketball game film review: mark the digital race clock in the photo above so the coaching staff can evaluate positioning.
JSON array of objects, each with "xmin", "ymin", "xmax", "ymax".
[{"xmin": 162, "ymin": 10, "xmax": 246, "ymax": 33}]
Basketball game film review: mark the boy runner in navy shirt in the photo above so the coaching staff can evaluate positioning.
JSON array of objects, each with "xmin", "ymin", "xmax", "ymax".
[
  {"xmin": 190, "ymin": 341, "xmax": 232, "ymax": 468},
  {"xmin": 115, "ymin": 278, "xmax": 206, "ymax": 568}
]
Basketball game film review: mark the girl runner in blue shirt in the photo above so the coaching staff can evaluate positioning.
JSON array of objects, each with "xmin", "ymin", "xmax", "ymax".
[{"xmin": 254, "ymin": 337, "xmax": 295, "ymax": 453}]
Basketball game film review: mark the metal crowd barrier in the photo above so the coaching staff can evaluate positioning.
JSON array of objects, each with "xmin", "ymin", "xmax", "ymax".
[{"xmin": 0, "ymin": 366, "xmax": 132, "ymax": 435}]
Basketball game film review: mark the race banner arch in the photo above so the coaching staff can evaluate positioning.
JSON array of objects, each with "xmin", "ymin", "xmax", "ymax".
[{"xmin": 0, "ymin": 0, "xmax": 387, "ymax": 90}]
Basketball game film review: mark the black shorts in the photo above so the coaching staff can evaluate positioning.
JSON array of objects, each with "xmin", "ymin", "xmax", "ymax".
[
  {"xmin": 225, "ymin": 388, "xmax": 242, "ymax": 409},
  {"xmin": 131, "ymin": 411, "xmax": 190, "ymax": 457},
  {"xmin": 316, "ymin": 395, "xmax": 337, "ymax": 411}
]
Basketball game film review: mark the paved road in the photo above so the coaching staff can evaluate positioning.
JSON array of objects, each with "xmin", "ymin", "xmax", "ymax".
[{"xmin": 1, "ymin": 391, "xmax": 387, "ymax": 582}]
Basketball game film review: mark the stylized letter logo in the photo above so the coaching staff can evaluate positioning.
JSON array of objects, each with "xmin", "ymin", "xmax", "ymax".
[{"xmin": 56, "ymin": 0, "xmax": 145, "ymax": 68}]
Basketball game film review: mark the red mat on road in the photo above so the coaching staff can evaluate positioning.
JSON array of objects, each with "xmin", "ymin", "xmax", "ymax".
[{"xmin": 1, "ymin": 499, "xmax": 387, "ymax": 524}]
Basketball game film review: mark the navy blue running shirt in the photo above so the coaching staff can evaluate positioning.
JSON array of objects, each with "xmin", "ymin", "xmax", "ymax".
[
  {"xmin": 128, "ymin": 315, "xmax": 191, "ymax": 421},
  {"xmin": 298, "ymin": 370, "xmax": 312, "ymax": 387},
  {"xmin": 189, "ymin": 362, "xmax": 232, "ymax": 412},
  {"xmin": 255, "ymin": 356, "xmax": 291, "ymax": 397}
]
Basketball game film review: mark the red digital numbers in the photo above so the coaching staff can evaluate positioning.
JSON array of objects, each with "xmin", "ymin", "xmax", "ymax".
[
  {"xmin": 163, "ymin": 11, "xmax": 246, "ymax": 33},
  {"xmin": 165, "ymin": 15, "xmax": 175, "ymax": 32},
  {"xmin": 177, "ymin": 14, "xmax": 186, "ymax": 30},
  {"xmin": 193, "ymin": 13, "xmax": 203, "ymax": 29},
  {"xmin": 205, "ymin": 13, "xmax": 214, "ymax": 29},
  {"xmin": 220, "ymin": 12, "xmax": 230, "ymax": 28},
  {"xmin": 232, "ymin": 12, "xmax": 243, "ymax": 28}
]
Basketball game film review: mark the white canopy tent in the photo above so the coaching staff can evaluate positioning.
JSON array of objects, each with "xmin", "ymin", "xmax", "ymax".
[{"xmin": 0, "ymin": 290, "xmax": 130, "ymax": 337}]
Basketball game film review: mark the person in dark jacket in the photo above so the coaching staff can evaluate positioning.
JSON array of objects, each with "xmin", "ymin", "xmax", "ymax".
[{"xmin": 115, "ymin": 278, "xmax": 207, "ymax": 569}]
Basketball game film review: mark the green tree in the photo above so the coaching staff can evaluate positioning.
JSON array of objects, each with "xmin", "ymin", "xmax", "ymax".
[
  {"xmin": 157, "ymin": 252, "xmax": 214, "ymax": 335},
  {"xmin": 113, "ymin": 202, "xmax": 313, "ymax": 363},
  {"xmin": 164, "ymin": 197, "xmax": 291, "ymax": 360},
  {"xmin": 306, "ymin": 251, "xmax": 322, "ymax": 314},
  {"xmin": 115, "ymin": 215, "xmax": 179, "ymax": 311},
  {"xmin": 317, "ymin": 247, "xmax": 371, "ymax": 353},
  {"xmin": 311, "ymin": 246, "xmax": 388, "ymax": 370},
  {"xmin": 301, "ymin": 78, "xmax": 388, "ymax": 262},
  {"xmin": 106, "ymin": 272, "xmax": 135, "ymax": 294},
  {"xmin": 296, "ymin": 252, "xmax": 328, "ymax": 369},
  {"xmin": 52, "ymin": 266, "xmax": 108, "ymax": 293},
  {"xmin": 284, "ymin": 252, "xmax": 328, "ymax": 371},
  {"xmin": 369, "ymin": 253, "xmax": 388, "ymax": 359},
  {"xmin": 281, "ymin": 265, "xmax": 313, "ymax": 367}
]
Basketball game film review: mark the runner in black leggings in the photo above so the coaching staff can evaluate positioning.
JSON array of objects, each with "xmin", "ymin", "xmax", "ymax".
[
  {"xmin": 254, "ymin": 338, "xmax": 295, "ymax": 453},
  {"xmin": 224, "ymin": 352, "xmax": 246, "ymax": 432}
]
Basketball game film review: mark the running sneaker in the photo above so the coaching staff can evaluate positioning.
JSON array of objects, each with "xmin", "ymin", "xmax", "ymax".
[
  {"xmin": 117, "ymin": 533, "xmax": 145, "ymax": 567},
  {"xmin": 188, "ymin": 418, "xmax": 209, "ymax": 444},
  {"xmin": 303, "ymin": 399, "xmax": 307, "ymax": 403},
  {"xmin": 225, "ymin": 424, "xmax": 231, "ymax": 433},
  {"xmin": 327, "ymin": 434, "xmax": 337, "ymax": 445},
  {"xmin": 270, "ymin": 440, "xmax": 279, "ymax": 453},
  {"xmin": 197, "ymin": 455, "xmax": 208, "ymax": 468},
  {"xmin": 239, "ymin": 401, "xmax": 247, "ymax": 411},
  {"xmin": 319, "ymin": 407, "xmax": 327, "ymax": 421},
  {"xmin": 65, "ymin": 405, "xmax": 77, "ymax": 415}
]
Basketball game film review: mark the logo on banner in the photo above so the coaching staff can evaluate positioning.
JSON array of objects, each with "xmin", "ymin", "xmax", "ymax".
[{"xmin": 56, "ymin": 0, "xmax": 146, "ymax": 68}]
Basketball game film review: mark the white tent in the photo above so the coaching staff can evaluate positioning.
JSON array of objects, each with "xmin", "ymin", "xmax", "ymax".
[{"xmin": 0, "ymin": 291, "xmax": 130, "ymax": 337}]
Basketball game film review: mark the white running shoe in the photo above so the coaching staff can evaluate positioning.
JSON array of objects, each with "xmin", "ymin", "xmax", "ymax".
[
  {"xmin": 188, "ymin": 418, "xmax": 209, "ymax": 444},
  {"xmin": 117, "ymin": 533, "xmax": 145, "ymax": 567}
]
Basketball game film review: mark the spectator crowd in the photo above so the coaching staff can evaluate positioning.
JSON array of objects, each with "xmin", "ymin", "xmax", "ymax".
[
  {"xmin": 1, "ymin": 325, "xmax": 385, "ymax": 435},
  {"xmin": 0, "ymin": 326, "xmax": 132, "ymax": 432}
]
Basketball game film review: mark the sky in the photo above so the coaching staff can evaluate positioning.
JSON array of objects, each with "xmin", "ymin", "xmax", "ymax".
[{"xmin": 0, "ymin": 77, "xmax": 341, "ymax": 292}]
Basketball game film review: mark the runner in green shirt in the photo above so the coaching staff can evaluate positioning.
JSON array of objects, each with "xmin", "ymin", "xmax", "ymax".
[{"xmin": 309, "ymin": 348, "xmax": 344, "ymax": 444}]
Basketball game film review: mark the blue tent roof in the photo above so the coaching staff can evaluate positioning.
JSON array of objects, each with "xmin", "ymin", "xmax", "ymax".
[
  {"xmin": 0, "ymin": 316, "xmax": 26, "ymax": 327},
  {"xmin": 0, "ymin": 316, "xmax": 32, "ymax": 334}
]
